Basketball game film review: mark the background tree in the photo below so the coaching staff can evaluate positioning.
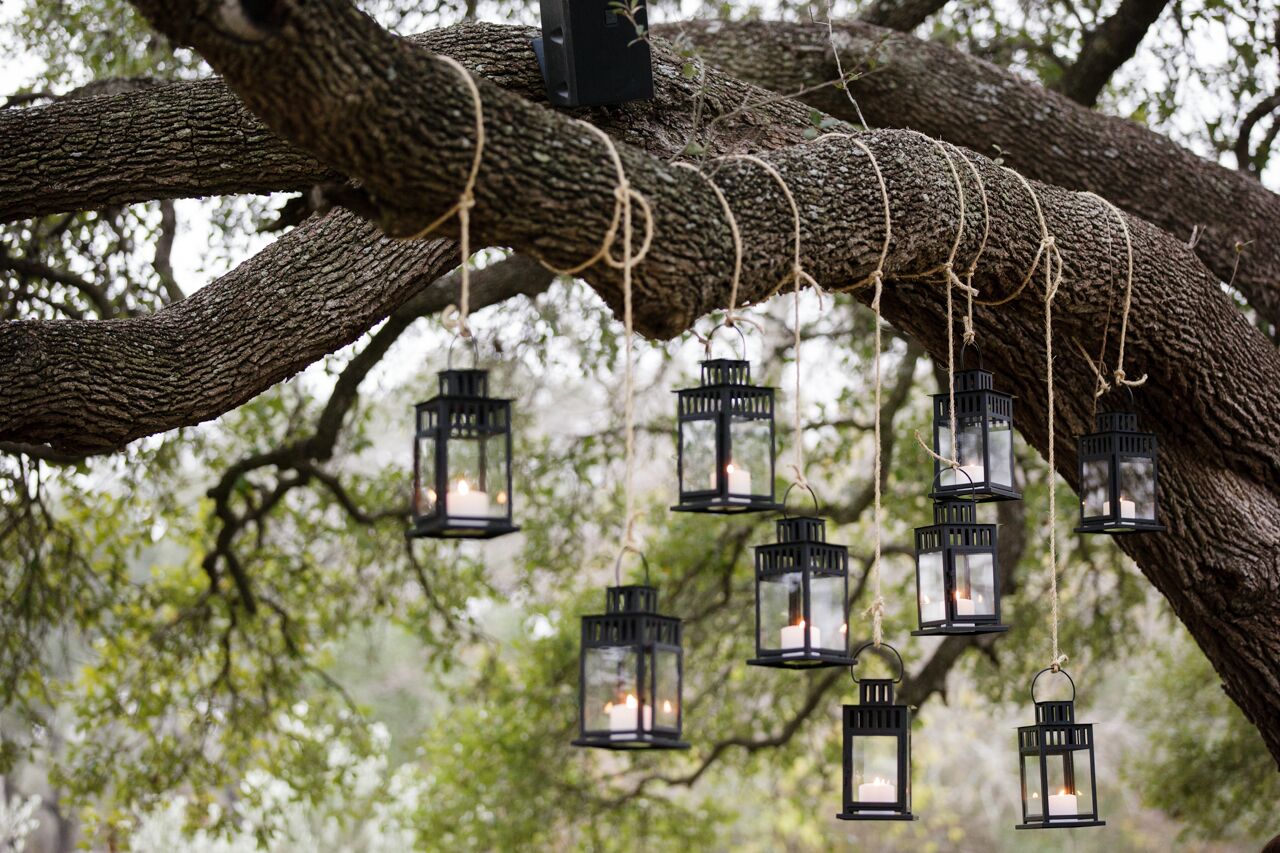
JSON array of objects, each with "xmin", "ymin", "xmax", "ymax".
[{"xmin": 1, "ymin": 0, "xmax": 1277, "ymax": 849}]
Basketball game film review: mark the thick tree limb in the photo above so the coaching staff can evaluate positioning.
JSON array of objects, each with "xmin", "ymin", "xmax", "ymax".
[
  {"xmin": 112, "ymin": 0, "xmax": 1280, "ymax": 765},
  {"xmin": 856, "ymin": 0, "xmax": 950, "ymax": 31},
  {"xmin": 672, "ymin": 19, "xmax": 1280, "ymax": 328},
  {"xmin": 1054, "ymin": 0, "xmax": 1170, "ymax": 107}
]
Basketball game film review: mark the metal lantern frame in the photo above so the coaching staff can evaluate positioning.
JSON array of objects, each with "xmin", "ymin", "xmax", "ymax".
[
  {"xmin": 930, "ymin": 350, "xmax": 1021, "ymax": 503},
  {"xmin": 912, "ymin": 484, "xmax": 1008, "ymax": 636},
  {"xmin": 838, "ymin": 644, "xmax": 917, "ymax": 822},
  {"xmin": 573, "ymin": 577, "xmax": 689, "ymax": 751},
  {"xmin": 1016, "ymin": 668, "xmax": 1105, "ymax": 830},
  {"xmin": 672, "ymin": 337, "xmax": 782, "ymax": 514},
  {"xmin": 408, "ymin": 356, "xmax": 518, "ymax": 540},
  {"xmin": 1075, "ymin": 405, "xmax": 1165, "ymax": 535},
  {"xmin": 749, "ymin": 490, "xmax": 855, "ymax": 669}
]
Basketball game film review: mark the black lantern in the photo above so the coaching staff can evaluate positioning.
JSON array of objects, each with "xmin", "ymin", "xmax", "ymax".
[
  {"xmin": 408, "ymin": 368, "xmax": 518, "ymax": 540},
  {"xmin": 838, "ymin": 644, "xmax": 916, "ymax": 821},
  {"xmin": 930, "ymin": 361, "xmax": 1020, "ymax": 502},
  {"xmin": 749, "ymin": 512, "xmax": 854, "ymax": 669},
  {"xmin": 573, "ymin": 585, "xmax": 688, "ymax": 750},
  {"xmin": 912, "ymin": 498, "xmax": 1008, "ymax": 635},
  {"xmin": 1075, "ymin": 410, "xmax": 1164, "ymax": 534},
  {"xmin": 673, "ymin": 358, "xmax": 781, "ymax": 514},
  {"xmin": 531, "ymin": 0, "xmax": 653, "ymax": 107},
  {"xmin": 1016, "ymin": 668, "xmax": 1105, "ymax": 829}
]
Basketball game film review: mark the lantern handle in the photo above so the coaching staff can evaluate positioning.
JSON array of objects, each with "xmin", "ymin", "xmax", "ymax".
[
  {"xmin": 446, "ymin": 332, "xmax": 481, "ymax": 370},
  {"xmin": 1098, "ymin": 381, "xmax": 1137, "ymax": 413},
  {"xmin": 699, "ymin": 320, "xmax": 750, "ymax": 361},
  {"xmin": 613, "ymin": 544, "xmax": 651, "ymax": 587},
  {"xmin": 781, "ymin": 481, "xmax": 820, "ymax": 518},
  {"xmin": 1029, "ymin": 666, "xmax": 1076, "ymax": 704},
  {"xmin": 928, "ymin": 463, "xmax": 978, "ymax": 499},
  {"xmin": 849, "ymin": 641, "xmax": 904, "ymax": 684},
  {"xmin": 959, "ymin": 340, "xmax": 983, "ymax": 371}
]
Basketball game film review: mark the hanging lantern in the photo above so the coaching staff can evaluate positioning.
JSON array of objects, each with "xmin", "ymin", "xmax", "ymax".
[
  {"xmin": 1075, "ymin": 409, "xmax": 1164, "ymax": 534},
  {"xmin": 1016, "ymin": 668, "xmax": 1105, "ymax": 829},
  {"xmin": 749, "ymin": 501, "xmax": 854, "ymax": 668},
  {"xmin": 673, "ymin": 352, "xmax": 781, "ymax": 514},
  {"xmin": 930, "ymin": 353, "xmax": 1020, "ymax": 502},
  {"xmin": 573, "ymin": 584, "xmax": 688, "ymax": 750},
  {"xmin": 838, "ymin": 643, "xmax": 916, "ymax": 821},
  {"xmin": 408, "ymin": 365, "xmax": 518, "ymax": 540},
  {"xmin": 912, "ymin": 497, "xmax": 1008, "ymax": 635}
]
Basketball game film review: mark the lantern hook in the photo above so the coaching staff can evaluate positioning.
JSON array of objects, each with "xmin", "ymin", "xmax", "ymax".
[
  {"xmin": 849, "ymin": 641, "xmax": 904, "ymax": 684},
  {"xmin": 613, "ymin": 544, "xmax": 651, "ymax": 587},
  {"xmin": 959, "ymin": 340, "xmax": 983, "ymax": 371},
  {"xmin": 1030, "ymin": 666, "xmax": 1076, "ymax": 704},
  {"xmin": 928, "ymin": 463, "xmax": 978, "ymax": 500},
  {"xmin": 781, "ymin": 481, "xmax": 820, "ymax": 518},
  {"xmin": 446, "ymin": 332, "xmax": 481, "ymax": 370},
  {"xmin": 699, "ymin": 320, "xmax": 750, "ymax": 361}
]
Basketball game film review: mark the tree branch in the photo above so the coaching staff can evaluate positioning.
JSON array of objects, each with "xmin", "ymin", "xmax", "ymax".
[
  {"xmin": 857, "ymin": 0, "xmax": 950, "ymax": 31},
  {"xmin": 1054, "ymin": 0, "xmax": 1170, "ymax": 107}
]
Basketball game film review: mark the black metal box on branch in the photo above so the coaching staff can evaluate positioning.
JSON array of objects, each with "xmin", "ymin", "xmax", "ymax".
[
  {"xmin": 673, "ymin": 359, "xmax": 781, "ymax": 514},
  {"xmin": 1076, "ymin": 410, "xmax": 1164, "ymax": 534},
  {"xmin": 838, "ymin": 649, "xmax": 916, "ymax": 822},
  {"xmin": 930, "ymin": 367, "xmax": 1020, "ymax": 502},
  {"xmin": 408, "ymin": 369, "xmax": 518, "ymax": 540},
  {"xmin": 574, "ymin": 585, "xmax": 688, "ymax": 750},
  {"xmin": 532, "ymin": 0, "xmax": 654, "ymax": 107},
  {"xmin": 749, "ymin": 516, "xmax": 854, "ymax": 669},
  {"xmin": 913, "ymin": 499, "xmax": 1008, "ymax": 636},
  {"xmin": 1016, "ymin": 669, "xmax": 1105, "ymax": 829}
]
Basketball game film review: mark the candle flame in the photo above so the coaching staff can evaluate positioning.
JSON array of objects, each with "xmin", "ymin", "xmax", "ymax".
[
  {"xmin": 663, "ymin": 700, "xmax": 673, "ymax": 714},
  {"xmin": 624, "ymin": 694, "xmax": 638, "ymax": 709},
  {"xmin": 604, "ymin": 702, "xmax": 613, "ymax": 713},
  {"xmin": 726, "ymin": 462, "xmax": 736, "ymax": 474},
  {"xmin": 795, "ymin": 618, "xmax": 806, "ymax": 629},
  {"xmin": 457, "ymin": 480, "xmax": 471, "ymax": 495},
  {"xmin": 840, "ymin": 622, "xmax": 848, "ymax": 634},
  {"xmin": 1059, "ymin": 788, "xmax": 1070, "ymax": 796},
  {"xmin": 1031, "ymin": 792, "xmax": 1039, "ymax": 799}
]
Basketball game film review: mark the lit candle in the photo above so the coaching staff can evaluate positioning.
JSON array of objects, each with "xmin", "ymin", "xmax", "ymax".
[
  {"xmin": 779, "ymin": 619, "xmax": 820, "ymax": 654},
  {"xmin": 607, "ymin": 694, "xmax": 652, "ymax": 737},
  {"xmin": 958, "ymin": 462, "xmax": 985, "ymax": 485},
  {"xmin": 921, "ymin": 594, "xmax": 945, "ymax": 623},
  {"xmin": 447, "ymin": 479, "xmax": 490, "ymax": 523},
  {"xmin": 857, "ymin": 777, "xmax": 896, "ymax": 804},
  {"xmin": 1047, "ymin": 789, "xmax": 1078, "ymax": 817},
  {"xmin": 712, "ymin": 462, "xmax": 753, "ymax": 500},
  {"xmin": 1102, "ymin": 497, "xmax": 1136, "ymax": 518},
  {"xmin": 954, "ymin": 592, "xmax": 976, "ymax": 618}
]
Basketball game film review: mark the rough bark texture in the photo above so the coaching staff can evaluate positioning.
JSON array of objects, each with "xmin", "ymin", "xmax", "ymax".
[
  {"xmin": 856, "ymin": 0, "xmax": 949, "ymax": 31},
  {"xmin": 671, "ymin": 19, "xmax": 1280, "ymax": 329},
  {"xmin": 1055, "ymin": 0, "xmax": 1170, "ymax": 107},
  {"xmin": 4, "ymin": 2, "xmax": 1279, "ymax": 764}
]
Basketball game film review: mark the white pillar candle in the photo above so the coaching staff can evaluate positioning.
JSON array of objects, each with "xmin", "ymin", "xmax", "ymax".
[
  {"xmin": 607, "ymin": 694, "xmax": 652, "ymax": 737},
  {"xmin": 921, "ymin": 594, "xmax": 945, "ymax": 623},
  {"xmin": 857, "ymin": 778, "xmax": 896, "ymax": 803},
  {"xmin": 958, "ymin": 462, "xmax": 985, "ymax": 485},
  {"xmin": 779, "ymin": 620, "xmax": 820, "ymax": 654},
  {"xmin": 954, "ymin": 594, "xmax": 976, "ymax": 618},
  {"xmin": 1047, "ymin": 791, "xmax": 1078, "ymax": 816},
  {"xmin": 712, "ymin": 463, "xmax": 752, "ymax": 500},
  {"xmin": 448, "ymin": 480, "xmax": 490, "ymax": 523},
  {"xmin": 1101, "ymin": 497, "xmax": 1136, "ymax": 518}
]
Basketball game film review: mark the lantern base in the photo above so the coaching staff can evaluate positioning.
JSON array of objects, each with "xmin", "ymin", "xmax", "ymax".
[
  {"xmin": 572, "ymin": 735, "xmax": 689, "ymax": 750},
  {"xmin": 1075, "ymin": 519, "xmax": 1165, "ymax": 535},
  {"xmin": 406, "ymin": 518, "xmax": 520, "ymax": 540},
  {"xmin": 837, "ymin": 811, "xmax": 917, "ymax": 821},
  {"xmin": 912, "ymin": 624, "xmax": 1009, "ymax": 636},
  {"xmin": 671, "ymin": 499, "xmax": 784, "ymax": 515},
  {"xmin": 1016, "ymin": 819, "xmax": 1106, "ymax": 830},
  {"xmin": 748, "ymin": 652, "xmax": 857, "ymax": 669},
  {"xmin": 929, "ymin": 483, "xmax": 1021, "ymax": 503}
]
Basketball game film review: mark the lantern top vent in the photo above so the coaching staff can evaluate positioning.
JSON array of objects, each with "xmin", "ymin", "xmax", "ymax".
[
  {"xmin": 1094, "ymin": 411, "xmax": 1139, "ymax": 433},
  {"xmin": 437, "ymin": 368, "xmax": 490, "ymax": 398},
  {"xmin": 859, "ymin": 678, "xmax": 897, "ymax": 706},
  {"xmin": 775, "ymin": 516, "xmax": 826, "ymax": 543},
  {"xmin": 699, "ymin": 358, "xmax": 752, "ymax": 387},
  {"xmin": 952, "ymin": 367, "xmax": 994, "ymax": 392},
  {"xmin": 932, "ymin": 499, "xmax": 977, "ymax": 525},
  {"xmin": 605, "ymin": 585, "xmax": 659, "ymax": 614}
]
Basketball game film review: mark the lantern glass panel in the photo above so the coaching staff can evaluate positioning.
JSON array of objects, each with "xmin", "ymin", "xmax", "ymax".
[
  {"xmin": 955, "ymin": 552, "xmax": 996, "ymax": 618},
  {"xmin": 1044, "ymin": 751, "xmax": 1094, "ymax": 817},
  {"xmin": 728, "ymin": 415, "xmax": 770, "ymax": 497},
  {"xmin": 852, "ymin": 735, "xmax": 900, "ymax": 802},
  {"xmin": 1082, "ymin": 460, "xmax": 1108, "ymax": 516},
  {"xmin": 1023, "ymin": 755, "xmax": 1044, "ymax": 819},
  {"xmin": 415, "ymin": 435, "xmax": 438, "ymax": 516},
  {"xmin": 759, "ymin": 574, "xmax": 805, "ymax": 653},
  {"xmin": 1119, "ymin": 459, "xmax": 1156, "ymax": 520},
  {"xmin": 652, "ymin": 649, "xmax": 680, "ymax": 730},
  {"xmin": 809, "ymin": 575, "xmax": 845, "ymax": 651},
  {"xmin": 918, "ymin": 552, "xmax": 946, "ymax": 624},
  {"xmin": 583, "ymin": 646, "xmax": 638, "ymax": 733},
  {"xmin": 680, "ymin": 418, "xmax": 717, "ymax": 495},
  {"xmin": 988, "ymin": 416, "xmax": 1014, "ymax": 489},
  {"xmin": 445, "ymin": 434, "xmax": 508, "ymax": 520},
  {"xmin": 938, "ymin": 415, "xmax": 985, "ymax": 487}
]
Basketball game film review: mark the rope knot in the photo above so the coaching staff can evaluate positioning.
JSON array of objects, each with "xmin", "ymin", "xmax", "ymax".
[{"xmin": 1049, "ymin": 653, "xmax": 1069, "ymax": 672}]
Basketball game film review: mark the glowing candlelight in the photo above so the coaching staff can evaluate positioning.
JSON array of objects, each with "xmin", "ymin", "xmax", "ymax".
[{"xmin": 779, "ymin": 619, "xmax": 820, "ymax": 654}]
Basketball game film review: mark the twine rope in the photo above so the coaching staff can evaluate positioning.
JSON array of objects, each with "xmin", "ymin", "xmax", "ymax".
[
  {"xmin": 956, "ymin": 150, "xmax": 991, "ymax": 345},
  {"xmin": 404, "ymin": 55, "xmax": 486, "ymax": 338},
  {"xmin": 1083, "ymin": 192, "xmax": 1147, "ymax": 391}
]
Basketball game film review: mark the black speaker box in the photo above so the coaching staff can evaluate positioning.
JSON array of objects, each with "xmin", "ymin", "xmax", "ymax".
[{"xmin": 532, "ymin": 0, "xmax": 654, "ymax": 107}]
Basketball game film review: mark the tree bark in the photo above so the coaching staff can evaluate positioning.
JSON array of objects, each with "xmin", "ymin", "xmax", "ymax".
[
  {"xmin": 670, "ymin": 19, "xmax": 1280, "ymax": 329},
  {"xmin": 857, "ymin": 0, "xmax": 950, "ymax": 32}
]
